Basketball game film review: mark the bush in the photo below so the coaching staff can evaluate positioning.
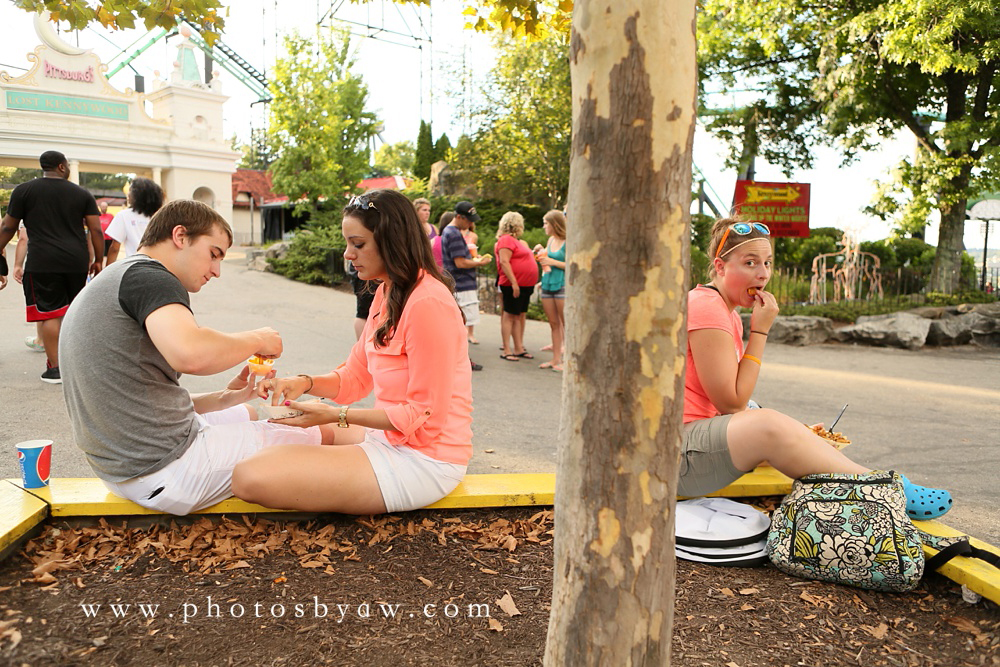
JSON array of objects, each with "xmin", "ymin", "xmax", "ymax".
[
  {"xmin": 269, "ymin": 225, "xmax": 346, "ymax": 286},
  {"xmin": 526, "ymin": 299, "xmax": 547, "ymax": 322}
]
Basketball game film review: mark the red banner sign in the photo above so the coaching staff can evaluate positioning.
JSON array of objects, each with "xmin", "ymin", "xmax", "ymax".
[{"xmin": 732, "ymin": 180, "xmax": 810, "ymax": 237}]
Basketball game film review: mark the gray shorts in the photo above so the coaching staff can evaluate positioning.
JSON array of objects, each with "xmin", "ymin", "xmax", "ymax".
[
  {"xmin": 677, "ymin": 414, "xmax": 745, "ymax": 497},
  {"xmin": 455, "ymin": 289, "xmax": 480, "ymax": 326}
]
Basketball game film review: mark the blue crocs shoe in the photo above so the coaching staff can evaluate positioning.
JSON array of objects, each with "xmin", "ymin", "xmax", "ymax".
[{"xmin": 899, "ymin": 474, "xmax": 953, "ymax": 520}]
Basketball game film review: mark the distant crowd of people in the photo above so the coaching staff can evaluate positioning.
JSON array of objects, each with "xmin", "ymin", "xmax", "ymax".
[{"xmin": 349, "ymin": 197, "xmax": 568, "ymax": 372}]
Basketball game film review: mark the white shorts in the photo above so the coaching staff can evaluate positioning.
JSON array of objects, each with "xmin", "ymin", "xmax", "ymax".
[
  {"xmin": 455, "ymin": 289, "xmax": 480, "ymax": 326},
  {"xmin": 102, "ymin": 404, "xmax": 322, "ymax": 515},
  {"xmin": 358, "ymin": 429, "xmax": 467, "ymax": 512}
]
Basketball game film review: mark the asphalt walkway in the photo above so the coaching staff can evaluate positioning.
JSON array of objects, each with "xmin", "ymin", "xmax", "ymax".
[{"xmin": 2, "ymin": 249, "xmax": 997, "ymax": 543}]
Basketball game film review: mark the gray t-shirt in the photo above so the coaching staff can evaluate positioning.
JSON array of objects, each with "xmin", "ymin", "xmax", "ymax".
[{"xmin": 61, "ymin": 254, "xmax": 200, "ymax": 482}]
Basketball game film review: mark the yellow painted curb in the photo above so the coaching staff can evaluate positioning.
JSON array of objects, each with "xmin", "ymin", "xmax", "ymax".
[
  {"xmin": 0, "ymin": 480, "xmax": 49, "ymax": 556},
  {"xmin": 3, "ymin": 472, "xmax": 997, "ymax": 607},
  {"xmin": 707, "ymin": 466, "xmax": 793, "ymax": 498},
  {"xmin": 914, "ymin": 519, "xmax": 1000, "ymax": 606}
]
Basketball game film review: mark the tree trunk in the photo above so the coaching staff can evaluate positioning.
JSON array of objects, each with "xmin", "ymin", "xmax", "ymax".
[
  {"xmin": 929, "ymin": 165, "xmax": 972, "ymax": 293},
  {"xmin": 544, "ymin": 2, "xmax": 696, "ymax": 665}
]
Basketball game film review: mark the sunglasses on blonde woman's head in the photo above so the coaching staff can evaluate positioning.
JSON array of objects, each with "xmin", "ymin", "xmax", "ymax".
[
  {"xmin": 716, "ymin": 222, "xmax": 770, "ymax": 258},
  {"xmin": 348, "ymin": 195, "xmax": 377, "ymax": 211}
]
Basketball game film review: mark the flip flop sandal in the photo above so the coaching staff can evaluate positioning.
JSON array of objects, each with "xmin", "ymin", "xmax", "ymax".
[
  {"xmin": 900, "ymin": 474, "xmax": 953, "ymax": 520},
  {"xmin": 500, "ymin": 354, "xmax": 520, "ymax": 362},
  {"xmin": 515, "ymin": 351, "xmax": 534, "ymax": 359},
  {"xmin": 539, "ymin": 361, "xmax": 554, "ymax": 369},
  {"xmin": 551, "ymin": 364, "xmax": 564, "ymax": 372}
]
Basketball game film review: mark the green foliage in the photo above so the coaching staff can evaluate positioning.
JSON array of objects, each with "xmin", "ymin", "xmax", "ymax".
[
  {"xmin": 14, "ymin": 0, "xmax": 225, "ymax": 42},
  {"xmin": 235, "ymin": 128, "xmax": 274, "ymax": 171},
  {"xmin": 414, "ymin": 121, "xmax": 435, "ymax": 181},
  {"xmin": 434, "ymin": 134, "xmax": 452, "ymax": 163},
  {"xmin": 452, "ymin": 32, "xmax": 571, "ymax": 208},
  {"xmin": 372, "ymin": 141, "xmax": 415, "ymax": 178},
  {"xmin": 698, "ymin": 0, "xmax": 1000, "ymax": 293},
  {"xmin": 269, "ymin": 223, "xmax": 346, "ymax": 286},
  {"xmin": 267, "ymin": 30, "xmax": 379, "ymax": 214},
  {"xmin": 690, "ymin": 213, "xmax": 714, "ymax": 254},
  {"xmin": 525, "ymin": 299, "xmax": 547, "ymax": 322},
  {"xmin": 458, "ymin": 0, "xmax": 571, "ymax": 38}
]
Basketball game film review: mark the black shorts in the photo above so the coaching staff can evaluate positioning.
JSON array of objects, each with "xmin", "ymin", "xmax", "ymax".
[
  {"xmin": 23, "ymin": 271, "xmax": 87, "ymax": 322},
  {"xmin": 500, "ymin": 285, "xmax": 534, "ymax": 315},
  {"xmin": 104, "ymin": 238, "xmax": 114, "ymax": 255},
  {"xmin": 352, "ymin": 275, "xmax": 376, "ymax": 319}
]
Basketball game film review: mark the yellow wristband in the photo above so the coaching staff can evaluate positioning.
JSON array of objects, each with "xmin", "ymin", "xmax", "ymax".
[{"xmin": 742, "ymin": 353, "xmax": 762, "ymax": 366}]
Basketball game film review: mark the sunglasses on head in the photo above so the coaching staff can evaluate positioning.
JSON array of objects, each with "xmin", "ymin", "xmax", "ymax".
[
  {"xmin": 348, "ymin": 195, "xmax": 377, "ymax": 211},
  {"xmin": 716, "ymin": 222, "xmax": 770, "ymax": 258}
]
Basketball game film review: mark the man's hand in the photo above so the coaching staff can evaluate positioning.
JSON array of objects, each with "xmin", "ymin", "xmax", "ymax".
[
  {"xmin": 220, "ymin": 365, "xmax": 274, "ymax": 406},
  {"xmin": 88, "ymin": 260, "xmax": 102, "ymax": 278},
  {"xmin": 253, "ymin": 327, "xmax": 283, "ymax": 358},
  {"xmin": 13, "ymin": 266, "xmax": 23, "ymax": 284},
  {"xmin": 0, "ymin": 274, "xmax": 6, "ymax": 290}
]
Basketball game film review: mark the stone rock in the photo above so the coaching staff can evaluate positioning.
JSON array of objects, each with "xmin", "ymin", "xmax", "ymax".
[
  {"xmin": 429, "ymin": 160, "xmax": 452, "ymax": 197},
  {"xmin": 264, "ymin": 242, "xmax": 289, "ymax": 260},
  {"xmin": 971, "ymin": 312, "xmax": 1000, "ymax": 348},
  {"xmin": 906, "ymin": 306, "xmax": 957, "ymax": 320},
  {"xmin": 248, "ymin": 256, "xmax": 273, "ymax": 273},
  {"xmin": 926, "ymin": 312, "xmax": 991, "ymax": 346},
  {"xmin": 969, "ymin": 302, "xmax": 1000, "ymax": 318},
  {"xmin": 836, "ymin": 312, "xmax": 931, "ymax": 350},
  {"xmin": 245, "ymin": 247, "xmax": 266, "ymax": 263},
  {"xmin": 768, "ymin": 316, "xmax": 835, "ymax": 346}
]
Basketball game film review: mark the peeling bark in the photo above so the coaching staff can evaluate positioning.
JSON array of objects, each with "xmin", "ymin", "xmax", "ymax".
[{"xmin": 544, "ymin": 1, "xmax": 696, "ymax": 665}]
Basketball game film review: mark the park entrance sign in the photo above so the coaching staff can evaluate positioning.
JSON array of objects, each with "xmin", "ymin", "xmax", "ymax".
[
  {"xmin": 0, "ymin": 15, "xmax": 244, "ymax": 240},
  {"xmin": 732, "ymin": 180, "xmax": 811, "ymax": 237}
]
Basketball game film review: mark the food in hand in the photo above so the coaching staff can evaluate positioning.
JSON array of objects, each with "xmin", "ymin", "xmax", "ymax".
[
  {"xmin": 747, "ymin": 287, "xmax": 758, "ymax": 296},
  {"xmin": 247, "ymin": 354, "xmax": 274, "ymax": 375},
  {"xmin": 257, "ymin": 403, "xmax": 304, "ymax": 420},
  {"xmin": 480, "ymin": 253, "xmax": 492, "ymax": 262}
]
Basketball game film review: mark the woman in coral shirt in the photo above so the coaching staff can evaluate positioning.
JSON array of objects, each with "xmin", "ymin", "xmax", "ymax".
[
  {"xmin": 238, "ymin": 189, "xmax": 471, "ymax": 514},
  {"xmin": 681, "ymin": 217, "xmax": 952, "ymax": 520}
]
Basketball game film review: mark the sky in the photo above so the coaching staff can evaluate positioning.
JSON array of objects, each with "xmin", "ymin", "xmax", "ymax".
[{"xmin": 0, "ymin": 0, "xmax": 990, "ymax": 250}]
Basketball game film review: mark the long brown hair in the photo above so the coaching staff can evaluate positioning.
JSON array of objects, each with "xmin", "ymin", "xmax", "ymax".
[{"xmin": 343, "ymin": 189, "xmax": 456, "ymax": 348}]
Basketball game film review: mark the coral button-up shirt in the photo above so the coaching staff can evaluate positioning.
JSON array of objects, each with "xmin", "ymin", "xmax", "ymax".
[{"xmin": 333, "ymin": 272, "xmax": 473, "ymax": 464}]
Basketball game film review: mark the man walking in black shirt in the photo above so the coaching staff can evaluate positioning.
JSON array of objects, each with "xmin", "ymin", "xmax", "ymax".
[{"xmin": 0, "ymin": 150, "xmax": 103, "ymax": 383}]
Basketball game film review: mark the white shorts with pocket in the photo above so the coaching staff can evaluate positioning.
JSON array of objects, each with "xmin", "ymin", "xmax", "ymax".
[
  {"xmin": 358, "ymin": 429, "xmax": 467, "ymax": 512},
  {"xmin": 102, "ymin": 405, "xmax": 322, "ymax": 515},
  {"xmin": 455, "ymin": 289, "xmax": 480, "ymax": 326}
]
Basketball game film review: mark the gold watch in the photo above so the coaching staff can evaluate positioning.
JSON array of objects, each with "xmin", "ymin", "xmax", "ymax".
[{"xmin": 338, "ymin": 405, "xmax": 350, "ymax": 428}]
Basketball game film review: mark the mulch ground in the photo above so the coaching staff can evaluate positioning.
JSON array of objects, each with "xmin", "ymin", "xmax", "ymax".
[{"xmin": 1, "ymin": 506, "xmax": 997, "ymax": 667}]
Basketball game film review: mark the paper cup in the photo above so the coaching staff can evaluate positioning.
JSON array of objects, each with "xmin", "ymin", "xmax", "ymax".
[{"xmin": 16, "ymin": 439, "xmax": 52, "ymax": 489}]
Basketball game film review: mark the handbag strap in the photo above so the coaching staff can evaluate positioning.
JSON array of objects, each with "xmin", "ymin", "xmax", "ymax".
[{"xmin": 920, "ymin": 530, "xmax": 1000, "ymax": 572}]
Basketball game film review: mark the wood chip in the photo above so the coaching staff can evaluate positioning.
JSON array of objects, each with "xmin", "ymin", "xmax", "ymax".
[
  {"xmin": 418, "ymin": 576, "xmax": 434, "ymax": 588},
  {"xmin": 488, "ymin": 618, "xmax": 504, "ymax": 632}
]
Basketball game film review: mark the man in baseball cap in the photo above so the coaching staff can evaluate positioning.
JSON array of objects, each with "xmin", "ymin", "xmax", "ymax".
[{"xmin": 454, "ymin": 200, "xmax": 481, "ymax": 223}]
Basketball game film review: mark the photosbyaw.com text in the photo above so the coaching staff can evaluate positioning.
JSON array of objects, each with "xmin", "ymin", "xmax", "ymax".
[{"xmin": 79, "ymin": 596, "xmax": 492, "ymax": 624}]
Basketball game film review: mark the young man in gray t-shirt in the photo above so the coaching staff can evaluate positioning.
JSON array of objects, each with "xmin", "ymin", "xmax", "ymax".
[{"xmin": 60, "ymin": 200, "xmax": 328, "ymax": 515}]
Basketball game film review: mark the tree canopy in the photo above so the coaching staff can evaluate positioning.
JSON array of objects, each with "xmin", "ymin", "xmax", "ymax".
[
  {"xmin": 451, "ymin": 31, "xmax": 571, "ymax": 208},
  {"xmin": 699, "ymin": 0, "xmax": 1000, "ymax": 292},
  {"xmin": 266, "ymin": 30, "xmax": 379, "ymax": 213},
  {"xmin": 13, "ymin": 0, "xmax": 225, "ymax": 42}
]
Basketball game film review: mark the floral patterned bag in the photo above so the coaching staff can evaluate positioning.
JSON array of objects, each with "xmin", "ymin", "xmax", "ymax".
[{"xmin": 766, "ymin": 470, "xmax": 925, "ymax": 592}]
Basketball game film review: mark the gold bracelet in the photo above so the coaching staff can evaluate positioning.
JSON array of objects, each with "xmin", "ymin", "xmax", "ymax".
[
  {"xmin": 296, "ymin": 374, "xmax": 314, "ymax": 393},
  {"xmin": 338, "ymin": 405, "xmax": 350, "ymax": 428},
  {"xmin": 742, "ymin": 353, "xmax": 762, "ymax": 366}
]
